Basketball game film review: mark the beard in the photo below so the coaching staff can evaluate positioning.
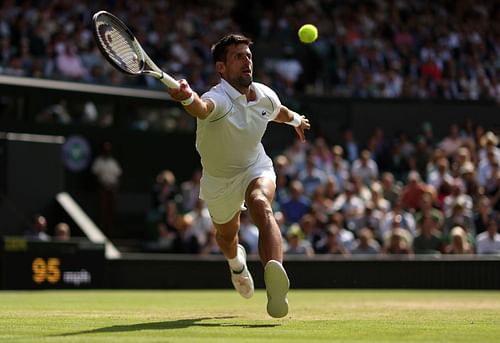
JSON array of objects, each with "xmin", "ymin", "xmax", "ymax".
[{"xmin": 235, "ymin": 74, "xmax": 252, "ymax": 88}]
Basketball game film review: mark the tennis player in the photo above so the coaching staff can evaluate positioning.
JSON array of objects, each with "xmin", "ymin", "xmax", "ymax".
[{"xmin": 166, "ymin": 34, "xmax": 310, "ymax": 318}]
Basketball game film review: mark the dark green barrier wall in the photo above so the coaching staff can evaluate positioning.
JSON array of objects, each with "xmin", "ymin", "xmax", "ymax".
[{"xmin": 103, "ymin": 255, "xmax": 500, "ymax": 290}]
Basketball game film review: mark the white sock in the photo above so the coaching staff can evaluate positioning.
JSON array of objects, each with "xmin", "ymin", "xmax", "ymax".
[{"xmin": 228, "ymin": 249, "xmax": 245, "ymax": 272}]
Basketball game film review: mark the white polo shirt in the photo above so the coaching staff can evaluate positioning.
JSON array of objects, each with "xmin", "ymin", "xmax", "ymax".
[{"xmin": 198, "ymin": 79, "xmax": 281, "ymax": 178}]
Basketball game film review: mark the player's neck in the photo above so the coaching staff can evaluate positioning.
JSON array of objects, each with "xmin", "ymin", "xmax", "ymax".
[
  {"xmin": 233, "ymin": 85, "xmax": 255, "ymax": 101},
  {"xmin": 226, "ymin": 80, "xmax": 255, "ymax": 102},
  {"xmin": 246, "ymin": 87, "xmax": 256, "ymax": 102}
]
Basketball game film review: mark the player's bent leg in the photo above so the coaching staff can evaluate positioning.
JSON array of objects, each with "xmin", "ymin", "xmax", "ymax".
[
  {"xmin": 264, "ymin": 260, "xmax": 289, "ymax": 318},
  {"xmin": 245, "ymin": 177, "xmax": 283, "ymax": 263},
  {"xmin": 245, "ymin": 177, "xmax": 289, "ymax": 316}
]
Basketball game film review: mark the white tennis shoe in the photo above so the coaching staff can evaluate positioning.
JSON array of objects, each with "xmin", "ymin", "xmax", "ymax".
[
  {"xmin": 264, "ymin": 259, "xmax": 290, "ymax": 318},
  {"xmin": 230, "ymin": 244, "xmax": 254, "ymax": 299}
]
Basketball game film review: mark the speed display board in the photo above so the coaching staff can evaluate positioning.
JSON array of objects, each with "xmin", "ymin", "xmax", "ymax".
[{"xmin": 0, "ymin": 236, "xmax": 105, "ymax": 289}]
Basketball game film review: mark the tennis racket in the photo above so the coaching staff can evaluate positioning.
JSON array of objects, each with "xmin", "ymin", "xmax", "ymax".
[{"xmin": 92, "ymin": 10, "xmax": 179, "ymax": 89}]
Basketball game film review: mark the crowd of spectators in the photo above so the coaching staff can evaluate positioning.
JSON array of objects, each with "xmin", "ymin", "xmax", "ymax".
[
  {"xmin": 3, "ymin": 0, "xmax": 500, "ymax": 256},
  {"xmin": 1, "ymin": 0, "xmax": 500, "ymax": 101},
  {"xmin": 143, "ymin": 120, "xmax": 500, "ymax": 256}
]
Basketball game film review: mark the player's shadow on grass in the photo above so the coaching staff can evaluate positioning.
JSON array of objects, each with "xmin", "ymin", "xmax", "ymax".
[{"xmin": 57, "ymin": 316, "xmax": 280, "ymax": 336}]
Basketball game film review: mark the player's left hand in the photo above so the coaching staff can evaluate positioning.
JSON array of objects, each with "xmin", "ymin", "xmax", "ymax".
[{"xmin": 295, "ymin": 115, "xmax": 310, "ymax": 143}]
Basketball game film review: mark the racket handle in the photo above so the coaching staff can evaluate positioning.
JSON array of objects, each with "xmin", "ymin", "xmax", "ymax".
[{"xmin": 160, "ymin": 72, "xmax": 180, "ymax": 89}]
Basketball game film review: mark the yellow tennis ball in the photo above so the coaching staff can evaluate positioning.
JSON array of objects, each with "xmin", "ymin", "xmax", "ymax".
[{"xmin": 298, "ymin": 24, "xmax": 318, "ymax": 43}]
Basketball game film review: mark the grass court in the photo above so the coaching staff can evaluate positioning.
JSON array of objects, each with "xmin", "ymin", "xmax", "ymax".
[{"xmin": 1, "ymin": 289, "xmax": 500, "ymax": 342}]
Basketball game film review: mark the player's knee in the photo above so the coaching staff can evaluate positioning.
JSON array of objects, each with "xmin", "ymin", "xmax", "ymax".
[{"xmin": 247, "ymin": 191, "xmax": 272, "ymax": 212}]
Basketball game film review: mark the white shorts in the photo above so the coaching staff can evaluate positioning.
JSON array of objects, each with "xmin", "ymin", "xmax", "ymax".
[{"xmin": 199, "ymin": 154, "xmax": 276, "ymax": 224}]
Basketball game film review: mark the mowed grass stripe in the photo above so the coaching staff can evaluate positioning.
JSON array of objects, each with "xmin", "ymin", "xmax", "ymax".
[{"xmin": 0, "ymin": 290, "xmax": 499, "ymax": 342}]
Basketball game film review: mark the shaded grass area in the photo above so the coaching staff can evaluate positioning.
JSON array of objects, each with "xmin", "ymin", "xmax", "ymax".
[{"xmin": 1, "ymin": 289, "xmax": 500, "ymax": 342}]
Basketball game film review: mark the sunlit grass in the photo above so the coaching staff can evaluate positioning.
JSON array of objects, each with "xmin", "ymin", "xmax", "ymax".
[{"xmin": 1, "ymin": 289, "xmax": 499, "ymax": 342}]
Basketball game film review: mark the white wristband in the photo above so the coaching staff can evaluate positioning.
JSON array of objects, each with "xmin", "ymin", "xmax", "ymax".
[
  {"xmin": 286, "ymin": 111, "xmax": 302, "ymax": 127},
  {"xmin": 180, "ymin": 93, "xmax": 195, "ymax": 106}
]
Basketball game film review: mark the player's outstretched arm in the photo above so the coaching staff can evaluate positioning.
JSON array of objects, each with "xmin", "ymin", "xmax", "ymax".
[
  {"xmin": 166, "ymin": 79, "xmax": 213, "ymax": 120},
  {"xmin": 273, "ymin": 105, "xmax": 311, "ymax": 143}
]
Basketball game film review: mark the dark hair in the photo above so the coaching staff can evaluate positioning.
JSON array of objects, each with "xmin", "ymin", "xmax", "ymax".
[{"xmin": 211, "ymin": 34, "xmax": 253, "ymax": 63}]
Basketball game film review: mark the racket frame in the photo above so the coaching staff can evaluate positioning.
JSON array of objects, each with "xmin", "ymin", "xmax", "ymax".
[{"xmin": 92, "ymin": 10, "xmax": 179, "ymax": 89}]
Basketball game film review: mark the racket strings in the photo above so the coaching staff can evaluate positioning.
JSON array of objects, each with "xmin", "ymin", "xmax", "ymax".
[{"xmin": 95, "ymin": 17, "xmax": 143, "ymax": 74}]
